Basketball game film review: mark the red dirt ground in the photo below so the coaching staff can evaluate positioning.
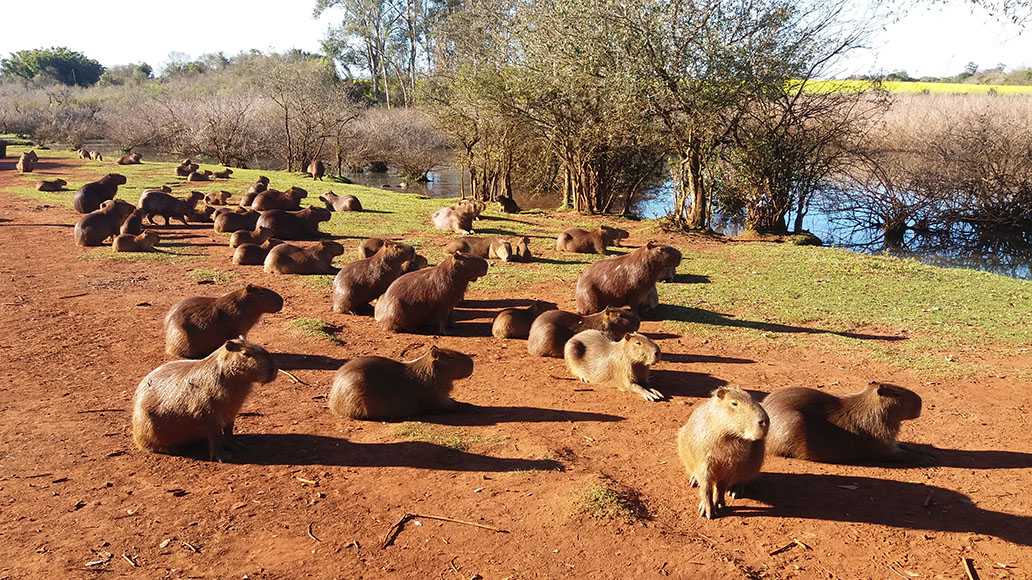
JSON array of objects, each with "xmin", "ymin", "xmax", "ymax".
[{"xmin": 0, "ymin": 159, "xmax": 1029, "ymax": 579}]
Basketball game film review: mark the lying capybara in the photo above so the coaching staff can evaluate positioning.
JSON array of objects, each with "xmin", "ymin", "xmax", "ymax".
[
  {"xmin": 164, "ymin": 284, "xmax": 284, "ymax": 359},
  {"xmin": 526, "ymin": 306, "xmax": 640, "ymax": 358},
  {"xmin": 119, "ymin": 207, "xmax": 147, "ymax": 235},
  {"xmin": 455, "ymin": 199, "xmax": 486, "ymax": 220},
  {"xmin": 132, "ymin": 339, "xmax": 277, "ymax": 460},
  {"xmin": 214, "ymin": 208, "xmax": 260, "ymax": 233},
  {"xmin": 762, "ymin": 383, "xmax": 923, "ymax": 464},
  {"xmin": 575, "ymin": 241, "xmax": 682, "ymax": 314},
  {"xmin": 212, "ymin": 168, "xmax": 233, "ymax": 179},
  {"xmin": 431, "ymin": 206, "xmax": 474, "ymax": 235},
  {"xmin": 74, "ymin": 199, "xmax": 135, "ymax": 247},
  {"xmin": 263, "ymin": 241, "xmax": 344, "ymax": 275},
  {"xmin": 205, "ymin": 191, "xmax": 232, "ymax": 205},
  {"xmin": 117, "ymin": 152, "xmax": 142, "ymax": 165},
  {"xmin": 139, "ymin": 189, "xmax": 205, "ymax": 226},
  {"xmin": 374, "ymin": 252, "xmax": 489, "ymax": 334},
  {"xmin": 229, "ymin": 226, "xmax": 273, "ymax": 248},
  {"xmin": 232, "ymin": 239, "xmax": 283, "ymax": 266},
  {"xmin": 320, "ymin": 191, "xmax": 362, "ymax": 212},
  {"xmin": 328, "ymin": 346, "xmax": 474, "ymax": 420},
  {"xmin": 510, "ymin": 236, "xmax": 532, "ymax": 262},
  {"xmin": 256, "ymin": 206, "xmax": 332, "ymax": 240},
  {"xmin": 187, "ymin": 170, "xmax": 211, "ymax": 182},
  {"xmin": 251, "ymin": 186, "xmax": 307, "ymax": 211},
  {"xmin": 444, "ymin": 237, "xmax": 513, "ymax": 261},
  {"xmin": 308, "ymin": 159, "xmax": 325, "ymax": 180},
  {"xmin": 564, "ymin": 330, "xmax": 662, "ymax": 401},
  {"xmin": 239, "ymin": 176, "xmax": 269, "ymax": 207},
  {"xmin": 678, "ymin": 386, "xmax": 769, "ymax": 519},
  {"xmin": 498, "ymin": 194, "xmax": 520, "ymax": 214},
  {"xmin": 73, "ymin": 173, "xmax": 128, "ymax": 214},
  {"xmin": 491, "ymin": 300, "xmax": 558, "ymax": 339},
  {"xmin": 332, "ymin": 240, "xmax": 415, "ymax": 314},
  {"xmin": 113, "ymin": 230, "xmax": 159, "ymax": 252},
  {"xmin": 36, "ymin": 178, "xmax": 67, "ymax": 192},
  {"xmin": 176, "ymin": 159, "xmax": 199, "ymax": 177},
  {"xmin": 188, "ymin": 203, "xmax": 217, "ymax": 223},
  {"xmin": 556, "ymin": 225, "xmax": 630, "ymax": 254}
]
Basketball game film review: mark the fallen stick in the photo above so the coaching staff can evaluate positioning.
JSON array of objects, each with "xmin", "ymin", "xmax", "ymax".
[
  {"xmin": 307, "ymin": 522, "xmax": 321, "ymax": 542},
  {"xmin": 58, "ymin": 292, "xmax": 89, "ymax": 300},
  {"xmin": 279, "ymin": 369, "xmax": 311, "ymax": 386},
  {"xmin": 77, "ymin": 409, "xmax": 124, "ymax": 414},
  {"xmin": 962, "ymin": 558, "xmax": 980, "ymax": 580},
  {"xmin": 381, "ymin": 512, "xmax": 509, "ymax": 549}
]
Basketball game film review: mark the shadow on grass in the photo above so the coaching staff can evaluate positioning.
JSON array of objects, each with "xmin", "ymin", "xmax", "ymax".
[
  {"xmin": 0, "ymin": 221, "xmax": 73, "ymax": 228},
  {"xmin": 532, "ymin": 256, "xmax": 591, "ymax": 266},
  {"xmin": 657, "ymin": 304, "xmax": 907, "ymax": 341},
  {"xmin": 460, "ymin": 298, "xmax": 539, "ymax": 309},
  {"xmin": 479, "ymin": 214, "xmax": 538, "ymax": 226},
  {"xmin": 662, "ymin": 273, "xmax": 711, "ymax": 284},
  {"xmin": 421, "ymin": 402, "xmax": 624, "ymax": 426},
  {"xmin": 662, "ymin": 353, "xmax": 755, "ymax": 364}
]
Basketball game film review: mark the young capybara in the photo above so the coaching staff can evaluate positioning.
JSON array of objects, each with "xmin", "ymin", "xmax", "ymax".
[
  {"xmin": 73, "ymin": 173, "xmax": 127, "ymax": 214},
  {"xmin": 308, "ymin": 159, "xmax": 325, "ymax": 180},
  {"xmin": 255, "ymin": 206, "xmax": 332, "ymax": 240},
  {"xmin": 498, "ymin": 194, "xmax": 520, "ymax": 214},
  {"xmin": 232, "ymin": 239, "xmax": 284, "ymax": 266},
  {"xmin": 119, "ymin": 207, "xmax": 147, "ymax": 235},
  {"xmin": 229, "ymin": 226, "xmax": 273, "ymax": 248},
  {"xmin": 36, "ymin": 178, "xmax": 67, "ymax": 192},
  {"xmin": 564, "ymin": 330, "xmax": 662, "ymax": 401},
  {"xmin": 575, "ymin": 242, "xmax": 683, "ymax": 314},
  {"xmin": 74, "ymin": 199, "xmax": 135, "ymax": 247},
  {"xmin": 117, "ymin": 152, "xmax": 142, "ymax": 165},
  {"xmin": 132, "ymin": 338, "xmax": 277, "ymax": 461},
  {"xmin": 526, "ymin": 306, "xmax": 640, "ymax": 358},
  {"xmin": 112, "ymin": 230, "xmax": 159, "ymax": 252},
  {"xmin": 431, "ymin": 206, "xmax": 474, "ymax": 235},
  {"xmin": 164, "ymin": 284, "xmax": 284, "ymax": 359},
  {"xmin": 239, "ymin": 176, "xmax": 270, "ymax": 207},
  {"xmin": 677, "ymin": 386, "xmax": 769, "ymax": 519},
  {"xmin": 251, "ymin": 186, "xmax": 307, "ymax": 211},
  {"xmin": 139, "ymin": 189, "xmax": 205, "ymax": 226},
  {"xmin": 444, "ymin": 237, "xmax": 513, "ymax": 261},
  {"xmin": 328, "ymin": 346, "xmax": 474, "ymax": 420},
  {"xmin": 331, "ymin": 240, "xmax": 415, "ymax": 314},
  {"xmin": 214, "ymin": 208, "xmax": 260, "ymax": 233},
  {"xmin": 374, "ymin": 252, "xmax": 489, "ymax": 334},
  {"xmin": 16, "ymin": 151, "xmax": 36, "ymax": 173},
  {"xmin": 762, "ymin": 383, "xmax": 923, "ymax": 464},
  {"xmin": 213, "ymin": 168, "xmax": 233, "ymax": 179},
  {"xmin": 263, "ymin": 241, "xmax": 344, "ymax": 275},
  {"xmin": 205, "ymin": 191, "xmax": 232, "ymax": 205},
  {"xmin": 320, "ymin": 191, "xmax": 362, "ymax": 212},
  {"xmin": 556, "ymin": 225, "xmax": 630, "ymax": 254},
  {"xmin": 491, "ymin": 300, "xmax": 558, "ymax": 339}
]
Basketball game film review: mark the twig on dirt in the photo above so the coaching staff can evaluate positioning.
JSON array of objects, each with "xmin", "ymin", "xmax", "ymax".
[
  {"xmin": 22, "ymin": 472, "xmax": 54, "ymax": 479},
  {"xmin": 548, "ymin": 374, "xmax": 579, "ymax": 382},
  {"xmin": 279, "ymin": 369, "xmax": 311, "ymax": 386},
  {"xmin": 962, "ymin": 558, "xmax": 980, "ymax": 580},
  {"xmin": 58, "ymin": 292, "xmax": 89, "ymax": 300},
  {"xmin": 768, "ymin": 539, "xmax": 811, "ymax": 557},
  {"xmin": 886, "ymin": 564, "xmax": 908, "ymax": 579},
  {"xmin": 181, "ymin": 541, "xmax": 199, "ymax": 553},
  {"xmin": 307, "ymin": 522, "xmax": 321, "ymax": 542},
  {"xmin": 121, "ymin": 552, "xmax": 139, "ymax": 568},
  {"xmin": 344, "ymin": 540, "xmax": 359, "ymax": 550},
  {"xmin": 77, "ymin": 409, "xmax": 125, "ymax": 414},
  {"xmin": 450, "ymin": 557, "xmax": 460, "ymax": 574},
  {"xmin": 85, "ymin": 552, "xmax": 113, "ymax": 568},
  {"xmin": 381, "ymin": 513, "xmax": 509, "ymax": 549}
]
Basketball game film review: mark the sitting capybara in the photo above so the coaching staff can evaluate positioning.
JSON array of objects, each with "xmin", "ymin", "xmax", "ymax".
[
  {"xmin": 256, "ymin": 206, "xmax": 332, "ymax": 240},
  {"xmin": 74, "ymin": 199, "xmax": 135, "ymax": 247},
  {"xmin": 556, "ymin": 225, "xmax": 629, "ymax": 254},
  {"xmin": 229, "ymin": 226, "xmax": 273, "ymax": 248},
  {"xmin": 214, "ymin": 208, "xmax": 260, "ymax": 233},
  {"xmin": 73, "ymin": 173, "xmax": 128, "ymax": 214},
  {"xmin": 445, "ymin": 237, "xmax": 513, "ymax": 261},
  {"xmin": 527, "ymin": 306, "xmax": 640, "ymax": 358},
  {"xmin": 320, "ymin": 191, "xmax": 362, "ymax": 212},
  {"xmin": 308, "ymin": 159, "xmax": 325, "ymax": 180},
  {"xmin": 498, "ymin": 194, "xmax": 520, "ymax": 214},
  {"xmin": 491, "ymin": 300, "xmax": 558, "ymax": 339},
  {"xmin": 240, "ymin": 176, "xmax": 269, "ymax": 207},
  {"xmin": 251, "ymin": 186, "xmax": 307, "ymax": 211},
  {"xmin": 762, "ymin": 383, "xmax": 923, "ymax": 464},
  {"xmin": 175, "ymin": 159, "xmax": 199, "ymax": 177},
  {"xmin": 374, "ymin": 252, "xmax": 489, "ymax": 334},
  {"xmin": 112, "ymin": 230, "xmax": 159, "ymax": 252},
  {"xmin": 328, "ymin": 346, "xmax": 474, "ymax": 420},
  {"xmin": 431, "ymin": 206, "xmax": 474, "ymax": 235},
  {"xmin": 36, "ymin": 178, "xmax": 67, "ymax": 192},
  {"xmin": 139, "ymin": 189, "xmax": 205, "ymax": 226},
  {"xmin": 117, "ymin": 152, "xmax": 142, "ymax": 165},
  {"xmin": 575, "ymin": 242, "xmax": 682, "ymax": 314},
  {"xmin": 331, "ymin": 240, "xmax": 415, "ymax": 314},
  {"xmin": 205, "ymin": 191, "xmax": 232, "ymax": 205},
  {"xmin": 212, "ymin": 168, "xmax": 233, "ymax": 179},
  {"xmin": 678, "ymin": 386, "xmax": 769, "ymax": 519},
  {"xmin": 564, "ymin": 330, "xmax": 662, "ymax": 401},
  {"xmin": 17, "ymin": 151, "xmax": 37, "ymax": 173},
  {"xmin": 132, "ymin": 338, "xmax": 277, "ymax": 460},
  {"xmin": 120, "ymin": 207, "xmax": 147, "ymax": 235},
  {"xmin": 164, "ymin": 284, "xmax": 284, "ymax": 359},
  {"xmin": 263, "ymin": 241, "xmax": 344, "ymax": 275},
  {"xmin": 358, "ymin": 238, "xmax": 428, "ymax": 274},
  {"xmin": 232, "ymin": 239, "xmax": 283, "ymax": 266}
]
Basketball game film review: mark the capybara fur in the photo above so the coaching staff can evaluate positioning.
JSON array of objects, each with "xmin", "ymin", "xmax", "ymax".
[
  {"xmin": 164, "ymin": 284, "xmax": 284, "ymax": 359},
  {"xmin": 556, "ymin": 225, "xmax": 630, "ymax": 254},
  {"xmin": 526, "ymin": 306, "xmax": 640, "ymax": 358},
  {"xmin": 255, "ymin": 206, "xmax": 331, "ymax": 240},
  {"xmin": 263, "ymin": 241, "xmax": 344, "ymax": 275},
  {"xmin": 73, "ymin": 173, "xmax": 127, "ymax": 214},
  {"xmin": 251, "ymin": 187, "xmax": 307, "ymax": 211},
  {"xmin": 308, "ymin": 159, "xmax": 325, "ymax": 180},
  {"xmin": 445, "ymin": 237, "xmax": 513, "ymax": 261},
  {"xmin": 186, "ymin": 170, "xmax": 211, "ymax": 182},
  {"xmin": 762, "ymin": 383, "xmax": 923, "ymax": 464},
  {"xmin": 240, "ymin": 177, "xmax": 269, "ymax": 206},
  {"xmin": 205, "ymin": 191, "xmax": 232, "ymax": 205},
  {"xmin": 89, "ymin": 150, "xmax": 104, "ymax": 161},
  {"xmin": 455, "ymin": 199, "xmax": 486, "ymax": 220},
  {"xmin": 131, "ymin": 339, "xmax": 277, "ymax": 460},
  {"xmin": 431, "ymin": 206, "xmax": 474, "ymax": 235},
  {"xmin": 139, "ymin": 189, "xmax": 204, "ymax": 226},
  {"xmin": 117, "ymin": 152, "xmax": 142, "ymax": 165},
  {"xmin": 374, "ymin": 253, "xmax": 489, "ymax": 334},
  {"xmin": 328, "ymin": 346, "xmax": 474, "ymax": 420},
  {"xmin": 17, "ymin": 151, "xmax": 37, "ymax": 172},
  {"xmin": 119, "ymin": 207, "xmax": 147, "ymax": 235},
  {"xmin": 575, "ymin": 242, "xmax": 682, "ymax": 314},
  {"xmin": 176, "ymin": 160, "xmax": 199, "ymax": 177},
  {"xmin": 36, "ymin": 178, "xmax": 67, "ymax": 192},
  {"xmin": 320, "ymin": 191, "xmax": 362, "ymax": 212},
  {"xmin": 511, "ymin": 236, "xmax": 532, "ymax": 262},
  {"xmin": 677, "ymin": 386, "xmax": 769, "ymax": 519},
  {"xmin": 113, "ymin": 230, "xmax": 159, "ymax": 252},
  {"xmin": 213, "ymin": 168, "xmax": 233, "ymax": 179},
  {"xmin": 360, "ymin": 239, "xmax": 427, "ymax": 272},
  {"xmin": 74, "ymin": 199, "xmax": 135, "ymax": 247},
  {"xmin": 564, "ymin": 330, "xmax": 662, "ymax": 401},
  {"xmin": 229, "ymin": 226, "xmax": 274, "ymax": 248},
  {"xmin": 187, "ymin": 203, "xmax": 217, "ymax": 223},
  {"xmin": 232, "ymin": 239, "xmax": 283, "ymax": 266},
  {"xmin": 491, "ymin": 300, "xmax": 558, "ymax": 339},
  {"xmin": 403, "ymin": 253, "xmax": 429, "ymax": 272},
  {"xmin": 498, "ymin": 195, "xmax": 520, "ymax": 213},
  {"xmin": 332, "ymin": 241, "xmax": 415, "ymax": 314},
  {"xmin": 214, "ymin": 209, "xmax": 260, "ymax": 233}
]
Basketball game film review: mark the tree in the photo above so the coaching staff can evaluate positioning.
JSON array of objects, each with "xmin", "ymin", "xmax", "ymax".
[
  {"xmin": 1, "ymin": 47, "xmax": 104, "ymax": 87},
  {"xmin": 98, "ymin": 63, "xmax": 153, "ymax": 86}
]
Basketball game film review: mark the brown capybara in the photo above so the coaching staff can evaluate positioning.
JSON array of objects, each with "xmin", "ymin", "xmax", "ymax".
[
  {"xmin": 119, "ymin": 207, "xmax": 147, "ymax": 235},
  {"xmin": 491, "ymin": 300, "xmax": 558, "ymax": 339},
  {"xmin": 255, "ymin": 206, "xmax": 331, "ymax": 240},
  {"xmin": 762, "ymin": 383, "xmax": 923, "ymax": 464},
  {"xmin": 431, "ymin": 206, "xmax": 474, "ymax": 235},
  {"xmin": 139, "ymin": 189, "xmax": 205, "ymax": 226},
  {"xmin": 374, "ymin": 253, "xmax": 489, "ymax": 334},
  {"xmin": 112, "ymin": 230, "xmax": 159, "ymax": 252},
  {"xmin": 677, "ymin": 386, "xmax": 769, "ymax": 519},
  {"xmin": 328, "ymin": 346, "xmax": 474, "ymax": 420},
  {"xmin": 455, "ymin": 199, "xmax": 486, "ymax": 220},
  {"xmin": 187, "ymin": 203, "xmax": 217, "ymax": 223},
  {"xmin": 308, "ymin": 159, "xmax": 325, "ymax": 180},
  {"xmin": 214, "ymin": 208, "xmax": 260, "ymax": 233},
  {"xmin": 564, "ymin": 330, "xmax": 662, "ymax": 401},
  {"xmin": 402, "ymin": 253, "xmax": 429, "ymax": 272},
  {"xmin": 229, "ymin": 226, "xmax": 273, "ymax": 248},
  {"xmin": 186, "ymin": 170, "xmax": 212, "ymax": 182},
  {"xmin": 575, "ymin": 242, "xmax": 682, "ymax": 314},
  {"xmin": 212, "ymin": 168, "xmax": 233, "ymax": 179},
  {"xmin": 205, "ymin": 191, "xmax": 232, "ymax": 205},
  {"xmin": 175, "ymin": 159, "xmax": 199, "ymax": 177},
  {"xmin": 239, "ymin": 176, "xmax": 269, "ymax": 207},
  {"xmin": 320, "ymin": 191, "xmax": 362, "ymax": 212},
  {"xmin": 36, "ymin": 178, "xmax": 67, "ymax": 192},
  {"xmin": 74, "ymin": 199, "xmax": 135, "ymax": 247},
  {"xmin": 498, "ymin": 194, "xmax": 520, "ymax": 214},
  {"xmin": 117, "ymin": 152, "xmax": 142, "ymax": 165},
  {"xmin": 263, "ymin": 241, "xmax": 344, "ymax": 275},
  {"xmin": 510, "ymin": 236, "xmax": 532, "ymax": 262},
  {"xmin": 164, "ymin": 284, "xmax": 284, "ymax": 359},
  {"xmin": 526, "ymin": 306, "xmax": 640, "ymax": 358},
  {"xmin": 331, "ymin": 241, "xmax": 415, "ymax": 314},
  {"xmin": 251, "ymin": 186, "xmax": 307, "ymax": 211},
  {"xmin": 556, "ymin": 225, "xmax": 630, "ymax": 254},
  {"xmin": 73, "ymin": 173, "xmax": 128, "ymax": 214},
  {"xmin": 16, "ymin": 151, "xmax": 36, "ymax": 173},
  {"xmin": 132, "ymin": 338, "xmax": 277, "ymax": 460},
  {"xmin": 232, "ymin": 239, "xmax": 283, "ymax": 266},
  {"xmin": 445, "ymin": 237, "xmax": 513, "ymax": 261}
]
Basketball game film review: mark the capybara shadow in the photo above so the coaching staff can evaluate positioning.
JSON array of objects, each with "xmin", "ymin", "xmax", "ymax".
[
  {"xmin": 446, "ymin": 321, "xmax": 494, "ymax": 337},
  {"xmin": 657, "ymin": 305, "xmax": 907, "ymax": 341},
  {"xmin": 662, "ymin": 353, "xmax": 756, "ymax": 364},
  {"xmin": 271, "ymin": 352, "xmax": 348, "ymax": 371},
  {"xmin": 879, "ymin": 443, "xmax": 1032, "ymax": 470},
  {"xmin": 649, "ymin": 369, "xmax": 729, "ymax": 398},
  {"xmin": 460, "ymin": 298, "xmax": 539, "ymax": 309},
  {"xmin": 669, "ymin": 273, "xmax": 711, "ymax": 284},
  {"xmin": 422, "ymin": 402, "xmax": 624, "ymax": 426}
]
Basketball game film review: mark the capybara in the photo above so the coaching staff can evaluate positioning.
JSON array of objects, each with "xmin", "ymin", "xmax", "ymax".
[
  {"xmin": 73, "ymin": 173, "xmax": 128, "ymax": 214},
  {"xmin": 205, "ymin": 191, "xmax": 232, "ymax": 205},
  {"xmin": 255, "ymin": 206, "xmax": 332, "ymax": 240},
  {"xmin": 526, "ymin": 306, "xmax": 640, "ymax": 358},
  {"xmin": 455, "ymin": 199, "xmax": 486, "ymax": 220},
  {"xmin": 403, "ymin": 253, "xmax": 429, "ymax": 272},
  {"xmin": 76, "ymin": 148, "xmax": 89, "ymax": 159},
  {"xmin": 431, "ymin": 206, "xmax": 474, "ymax": 235},
  {"xmin": 175, "ymin": 159, "xmax": 199, "ymax": 177},
  {"xmin": 88, "ymin": 150, "xmax": 104, "ymax": 161},
  {"xmin": 564, "ymin": 330, "xmax": 662, "ymax": 401},
  {"xmin": 263, "ymin": 241, "xmax": 344, "ymax": 275},
  {"xmin": 491, "ymin": 300, "xmax": 558, "ymax": 339},
  {"xmin": 187, "ymin": 203, "xmax": 217, "ymax": 223},
  {"xmin": 556, "ymin": 225, "xmax": 630, "ymax": 254},
  {"xmin": 308, "ymin": 159, "xmax": 325, "ymax": 180},
  {"xmin": 445, "ymin": 237, "xmax": 513, "ymax": 261},
  {"xmin": 232, "ymin": 239, "xmax": 283, "ymax": 266},
  {"xmin": 139, "ymin": 189, "xmax": 205, "ymax": 226},
  {"xmin": 213, "ymin": 168, "xmax": 233, "ymax": 179},
  {"xmin": 320, "ymin": 191, "xmax": 362, "ymax": 212},
  {"xmin": 498, "ymin": 194, "xmax": 520, "ymax": 214},
  {"xmin": 117, "ymin": 152, "xmax": 142, "ymax": 165},
  {"xmin": 328, "ymin": 346, "xmax": 474, "ymax": 420},
  {"xmin": 119, "ymin": 207, "xmax": 147, "ymax": 235},
  {"xmin": 575, "ymin": 242, "xmax": 683, "ymax": 314},
  {"xmin": 164, "ymin": 284, "xmax": 284, "ymax": 359},
  {"xmin": 73, "ymin": 199, "xmax": 135, "ymax": 247},
  {"xmin": 374, "ymin": 252, "xmax": 489, "ymax": 334},
  {"xmin": 251, "ymin": 186, "xmax": 307, "ymax": 211},
  {"xmin": 131, "ymin": 338, "xmax": 277, "ymax": 460},
  {"xmin": 240, "ymin": 176, "xmax": 269, "ymax": 207},
  {"xmin": 762, "ymin": 383, "xmax": 923, "ymax": 464},
  {"xmin": 677, "ymin": 386, "xmax": 769, "ymax": 519},
  {"xmin": 510, "ymin": 236, "xmax": 532, "ymax": 262},
  {"xmin": 187, "ymin": 170, "xmax": 211, "ymax": 182},
  {"xmin": 331, "ymin": 240, "xmax": 415, "ymax": 314},
  {"xmin": 112, "ymin": 230, "xmax": 159, "ymax": 252},
  {"xmin": 36, "ymin": 178, "xmax": 67, "ymax": 192},
  {"xmin": 214, "ymin": 208, "xmax": 260, "ymax": 233},
  {"xmin": 229, "ymin": 226, "xmax": 273, "ymax": 248}
]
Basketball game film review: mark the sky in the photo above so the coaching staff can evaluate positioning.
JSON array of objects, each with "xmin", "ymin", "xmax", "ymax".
[{"xmin": 0, "ymin": 1, "xmax": 1029, "ymax": 79}]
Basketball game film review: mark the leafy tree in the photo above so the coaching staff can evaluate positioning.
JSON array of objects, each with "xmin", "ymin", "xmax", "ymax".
[
  {"xmin": 98, "ymin": 63, "xmax": 153, "ymax": 86},
  {"xmin": 1, "ymin": 47, "xmax": 104, "ymax": 87}
]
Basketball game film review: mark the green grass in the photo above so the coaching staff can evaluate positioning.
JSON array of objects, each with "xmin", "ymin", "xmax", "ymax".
[
  {"xmin": 78, "ymin": 246, "xmax": 198, "ymax": 263},
  {"xmin": 806, "ymin": 79, "xmax": 1032, "ymax": 95},
  {"xmin": 574, "ymin": 476, "xmax": 650, "ymax": 523},
  {"xmin": 188, "ymin": 268, "xmax": 235, "ymax": 284},
  {"xmin": 289, "ymin": 317, "xmax": 342, "ymax": 344},
  {"xmin": 389, "ymin": 422, "xmax": 498, "ymax": 451}
]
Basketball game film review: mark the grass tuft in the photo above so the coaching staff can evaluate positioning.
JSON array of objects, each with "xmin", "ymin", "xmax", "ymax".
[
  {"xmin": 189, "ymin": 268, "xmax": 235, "ymax": 284},
  {"xmin": 289, "ymin": 317, "xmax": 343, "ymax": 344},
  {"xmin": 574, "ymin": 475, "xmax": 651, "ymax": 523}
]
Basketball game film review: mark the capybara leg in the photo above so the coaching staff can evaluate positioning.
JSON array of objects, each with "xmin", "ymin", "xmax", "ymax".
[
  {"xmin": 714, "ymin": 482, "xmax": 727, "ymax": 510},
  {"xmin": 163, "ymin": 215, "xmax": 171, "ymax": 226},
  {"xmin": 206, "ymin": 423, "xmax": 225, "ymax": 462},
  {"xmin": 176, "ymin": 215, "xmax": 189, "ymax": 226},
  {"xmin": 146, "ymin": 214, "xmax": 157, "ymax": 226},
  {"xmin": 628, "ymin": 382, "xmax": 664, "ymax": 402},
  {"xmin": 698, "ymin": 479, "xmax": 716, "ymax": 519}
]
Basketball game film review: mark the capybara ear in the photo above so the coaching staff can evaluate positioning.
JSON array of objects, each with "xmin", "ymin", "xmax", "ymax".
[
  {"xmin": 646, "ymin": 240, "xmax": 659, "ymax": 248},
  {"xmin": 245, "ymin": 283, "xmax": 257, "ymax": 291},
  {"xmin": 875, "ymin": 382, "xmax": 901, "ymax": 398},
  {"xmin": 714, "ymin": 387, "xmax": 729, "ymax": 399},
  {"xmin": 224, "ymin": 339, "xmax": 244, "ymax": 352},
  {"xmin": 428, "ymin": 345, "xmax": 441, "ymax": 359}
]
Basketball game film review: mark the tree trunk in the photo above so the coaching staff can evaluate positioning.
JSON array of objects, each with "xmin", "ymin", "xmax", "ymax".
[{"xmin": 672, "ymin": 145, "xmax": 709, "ymax": 230}]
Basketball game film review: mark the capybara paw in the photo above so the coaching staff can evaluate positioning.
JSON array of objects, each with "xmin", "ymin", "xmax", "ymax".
[
  {"xmin": 698, "ymin": 500, "xmax": 715, "ymax": 519},
  {"xmin": 642, "ymin": 388, "xmax": 664, "ymax": 402}
]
